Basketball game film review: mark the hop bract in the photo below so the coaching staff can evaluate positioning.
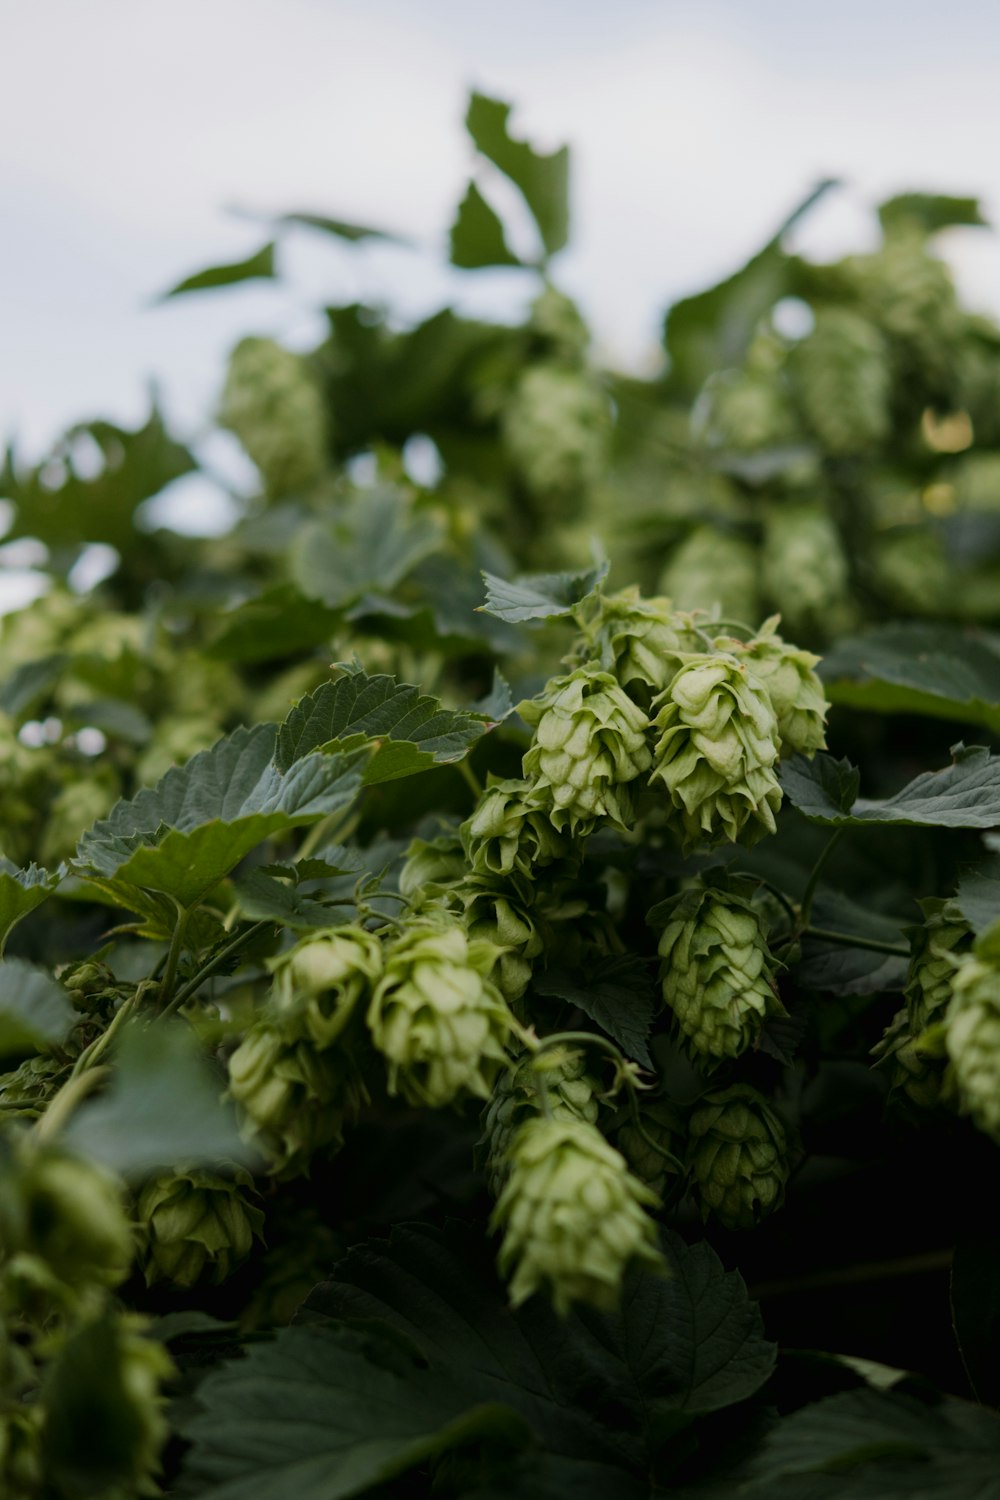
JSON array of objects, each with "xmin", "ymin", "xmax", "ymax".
[
  {"xmin": 657, "ymin": 886, "xmax": 783, "ymax": 1059},
  {"xmin": 368, "ymin": 915, "xmax": 513, "ymax": 1108},
  {"xmin": 650, "ymin": 653, "xmax": 782, "ymax": 850},
  {"xmin": 687, "ymin": 1084, "xmax": 789, "ymax": 1230},
  {"xmin": 492, "ymin": 1116, "xmax": 661, "ymax": 1314},
  {"xmin": 734, "ymin": 621, "xmax": 829, "ymax": 759},
  {"xmin": 461, "ymin": 777, "xmax": 569, "ymax": 879},
  {"xmin": 906, "ymin": 900, "xmax": 970, "ymax": 1034},
  {"xmin": 576, "ymin": 586, "xmax": 703, "ymax": 700},
  {"xmin": 945, "ymin": 953, "xmax": 1000, "ymax": 1140},
  {"xmin": 272, "ymin": 927, "xmax": 384, "ymax": 1048},
  {"xmin": 481, "ymin": 1046, "xmax": 600, "ymax": 1198},
  {"xmin": 456, "ymin": 874, "xmax": 544, "ymax": 1004},
  {"xmin": 136, "ymin": 1165, "xmax": 265, "ymax": 1289},
  {"xmin": 520, "ymin": 667, "xmax": 652, "ymax": 835}
]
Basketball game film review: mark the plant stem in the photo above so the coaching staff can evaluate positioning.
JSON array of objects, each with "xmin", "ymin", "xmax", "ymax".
[
  {"xmin": 457, "ymin": 757, "xmax": 483, "ymax": 801},
  {"xmin": 799, "ymin": 827, "xmax": 846, "ymax": 929},
  {"xmin": 69, "ymin": 990, "xmax": 142, "ymax": 1079},
  {"xmin": 34, "ymin": 1066, "xmax": 109, "ymax": 1140},
  {"xmin": 160, "ymin": 919, "xmax": 271, "ymax": 1019},
  {"xmin": 158, "ymin": 901, "xmax": 190, "ymax": 1010},
  {"xmin": 803, "ymin": 926, "xmax": 909, "ymax": 958}
]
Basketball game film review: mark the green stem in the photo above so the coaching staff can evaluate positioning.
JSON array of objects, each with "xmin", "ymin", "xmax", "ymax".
[
  {"xmin": 158, "ymin": 902, "xmax": 190, "ymax": 1010},
  {"xmin": 799, "ymin": 827, "xmax": 846, "ymax": 929},
  {"xmin": 160, "ymin": 919, "xmax": 271, "ymax": 1019},
  {"xmin": 69, "ymin": 990, "xmax": 142, "ymax": 1079},
  {"xmin": 753, "ymin": 879, "xmax": 799, "ymax": 933},
  {"xmin": 457, "ymin": 757, "xmax": 483, "ymax": 801},
  {"xmin": 34, "ymin": 1067, "xmax": 110, "ymax": 1141},
  {"xmin": 803, "ymin": 926, "xmax": 909, "ymax": 958}
]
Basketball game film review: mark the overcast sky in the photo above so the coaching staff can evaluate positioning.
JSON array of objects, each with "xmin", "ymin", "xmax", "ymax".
[{"xmin": 3, "ymin": 1, "xmax": 1000, "ymax": 479}]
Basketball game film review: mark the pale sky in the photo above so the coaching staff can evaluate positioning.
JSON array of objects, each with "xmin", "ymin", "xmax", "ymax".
[{"xmin": 3, "ymin": 0, "xmax": 1000, "ymax": 510}]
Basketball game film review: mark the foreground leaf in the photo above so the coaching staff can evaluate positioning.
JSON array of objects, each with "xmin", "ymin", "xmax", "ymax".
[
  {"xmin": 820, "ymin": 623, "xmax": 1000, "ymax": 737},
  {"xmin": 0, "ymin": 858, "xmax": 63, "ymax": 954},
  {"xmin": 533, "ymin": 955, "xmax": 657, "ymax": 1068},
  {"xmin": 450, "ymin": 180, "xmax": 524, "ymax": 269},
  {"xmin": 955, "ymin": 853, "xmax": 1000, "ymax": 935},
  {"xmin": 782, "ymin": 746, "xmax": 1000, "ymax": 829},
  {"xmin": 0, "ymin": 958, "xmax": 76, "ymax": 1061}
]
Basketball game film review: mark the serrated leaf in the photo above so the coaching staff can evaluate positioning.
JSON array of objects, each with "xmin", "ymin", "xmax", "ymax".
[
  {"xmin": 820, "ymin": 624, "xmax": 1000, "ymax": 737},
  {"xmin": 74, "ymin": 724, "xmax": 366, "ymax": 908},
  {"xmin": 275, "ymin": 672, "xmax": 504, "ymax": 781},
  {"xmin": 160, "ymin": 242, "xmax": 276, "ymax": 298},
  {"xmin": 64, "ymin": 1020, "xmax": 250, "ymax": 1177},
  {"xmin": 782, "ymin": 746, "xmax": 1000, "ymax": 829},
  {"xmin": 533, "ymin": 956, "xmax": 656, "ymax": 1068},
  {"xmin": 180, "ymin": 1321, "xmax": 529, "ymax": 1500},
  {"xmin": 480, "ymin": 559, "xmax": 609, "ymax": 623},
  {"xmin": 0, "ymin": 958, "xmax": 76, "ymax": 1060},
  {"xmin": 465, "ymin": 92, "xmax": 569, "ymax": 258},
  {"xmin": 796, "ymin": 890, "xmax": 909, "ymax": 996},
  {"xmin": 0, "ymin": 858, "xmax": 63, "ymax": 954},
  {"xmin": 955, "ymin": 854, "xmax": 1000, "ymax": 935},
  {"xmin": 289, "ymin": 489, "xmax": 443, "ymax": 610},
  {"xmin": 231, "ymin": 863, "xmax": 353, "ymax": 929},
  {"xmin": 450, "ymin": 180, "xmax": 524, "ymax": 269}
]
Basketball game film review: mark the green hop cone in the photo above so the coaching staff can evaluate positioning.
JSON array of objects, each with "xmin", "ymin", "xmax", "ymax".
[
  {"xmin": 687, "ymin": 1083, "xmax": 790, "ymax": 1230},
  {"xmin": 461, "ymin": 778, "xmax": 570, "ymax": 880},
  {"xmin": 575, "ymin": 586, "xmax": 705, "ymax": 702},
  {"xmin": 658, "ymin": 526, "xmax": 760, "ymax": 624},
  {"xmin": 492, "ymin": 1116, "xmax": 662, "ymax": 1315},
  {"xmin": 368, "ymin": 915, "xmax": 513, "ymax": 1108},
  {"xmin": 455, "ymin": 874, "xmax": 544, "ymax": 1004},
  {"xmin": 520, "ymin": 666, "xmax": 652, "ymax": 836},
  {"xmin": 0, "ymin": 1406, "xmax": 42, "ymax": 1500},
  {"xmin": 0, "ymin": 1141, "xmax": 133, "ymax": 1293},
  {"xmin": 219, "ymin": 335, "xmax": 328, "ymax": 495},
  {"xmin": 650, "ymin": 653, "xmax": 782, "ymax": 850},
  {"xmin": 872, "ymin": 526, "xmax": 953, "ymax": 616},
  {"xmin": 502, "ymin": 364, "xmax": 611, "ymax": 515},
  {"xmin": 761, "ymin": 504, "xmax": 852, "ymax": 637},
  {"xmin": 944, "ymin": 954, "xmax": 1000, "ymax": 1140},
  {"xmin": 656, "ymin": 884, "xmax": 784, "ymax": 1060},
  {"xmin": 791, "ymin": 306, "xmax": 892, "ymax": 455},
  {"xmin": 698, "ymin": 363, "xmax": 798, "ymax": 452},
  {"xmin": 0, "ymin": 1056, "xmax": 65, "ymax": 1123},
  {"xmin": 135, "ymin": 1165, "xmax": 265, "ymax": 1289},
  {"xmin": 905, "ymin": 899, "xmax": 971, "ymax": 1034},
  {"xmin": 398, "ymin": 830, "xmax": 467, "ymax": 903},
  {"xmin": 614, "ymin": 1097, "xmax": 686, "ymax": 1197},
  {"xmin": 528, "ymin": 285, "xmax": 591, "ymax": 361},
  {"xmin": 872, "ymin": 1009, "xmax": 945, "ymax": 1110},
  {"xmin": 481, "ymin": 1046, "xmax": 601, "ymax": 1198},
  {"xmin": 733, "ymin": 620, "xmax": 828, "ymax": 758},
  {"xmin": 271, "ymin": 926, "xmax": 384, "ymax": 1048}
]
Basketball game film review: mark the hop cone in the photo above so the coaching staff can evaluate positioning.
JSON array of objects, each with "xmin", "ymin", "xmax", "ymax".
[
  {"xmin": 659, "ymin": 527, "xmax": 760, "ymax": 625},
  {"xmin": 0, "ymin": 1405, "xmax": 41, "ymax": 1500},
  {"xmin": 872, "ymin": 1008, "xmax": 945, "ymax": 1110},
  {"xmin": 846, "ymin": 230, "xmax": 960, "ymax": 384},
  {"xmin": 135, "ymin": 1165, "xmax": 265, "ymax": 1289},
  {"xmin": 368, "ymin": 915, "xmax": 513, "ymax": 1108},
  {"xmin": 650, "ymin": 654, "xmax": 782, "ymax": 850},
  {"xmin": 734, "ymin": 622, "xmax": 828, "ymax": 758},
  {"xmin": 0, "ymin": 1056, "xmax": 65, "ymax": 1123},
  {"xmin": 872, "ymin": 527, "xmax": 952, "ymax": 616},
  {"xmin": 905, "ymin": 900, "xmax": 970, "ymax": 1034},
  {"xmin": 700, "ymin": 367, "xmax": 798, "ymax": 452},
  {"xmin": 492, "ymin": 1116, "xmax": 661, "ymax": 1314},
  {"xmin": 399, "ymin": 830, "xmax": 466, "ymax": 902},
  {"xmin": 271, "ymin": 927, "xmax": 384, "ymax": 1048},
  {"xmin": 520, "ymin": 667, "xmax": 652, "ymax": 835},
  {"xmin": 657, "ymin": 885, "xmax": 784, "ymax": 1059},
  {"xmin": 575, "ymin": 586, "xmax": 704, "ymax": 701},
  {"xmin": 615, "ymin": 1097, "xmax": 686, "ymax": 1197},
  {"xmin": 455, "ymin": 874, "xmax": 544, "ymax": 1004},
  {"xmin": 528, "ymin": 285, "xmax": 590, "ymax": 361},
  {"xmin": 481, "ymin": 1046, "xmax": 600, "ymax": 1198},
  {"xmin": 945, "ymin": 954, "xmax": 1000, "ymax": 1140},
  {"xmin": 0, "ymin": 1141, "xmax": 133, "ymax": 1293},
  {"xmin": 461, "ymin": 778, "xmax": 569, "ymax": 879},
  {"xmin": 219, "ymin": 335, "xmax": 328, "ymax": 494},
  {"xmin": 687, "ymin": 1084, "xmax": 790, "ymax": 1230},
  {"xmin": 792, "ymin": 307, "xmax": 891, "ymax": 454},
  {"xmin": 761, "ymin": 505, "xmax": 851, "ymax": 636},
  {"xmin": 502, "ymin": 364, "xmax": 611, "ymax": 513}
]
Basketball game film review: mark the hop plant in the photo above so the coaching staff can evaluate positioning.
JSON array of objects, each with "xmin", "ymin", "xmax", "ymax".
[
  {"xmin": 135, "ymin": 1165, "xmax": 265, "ymax": 1289},
  {"xmin": 656, "ymin": 884, "xmax": 784, "ymax": 1059},
  {"xmin": 0, "ymin": 1404, "xmax": 42, "ymax": 1500},
  {"xmin": 367, "ymin": 915, "xmax": 513, "ymax": 1108},
  {"xmin": 944, "ymin": 953, "xmax": 1000, "ymax": 1140},
  {"xmin": 761, "ymin": 504, "xmax": 852, "ymax": 636},
  {"xmin": 687, "ymin": 1084, "xmax": 790, "ymax": 1230},
  {"xmin": 398, "ymin": 830, "xmax": 467, "ymax": 902},
  {"xmin": 271, "ymin": 927, "xmax": 384, "ymax": 1048},
  {"xmin": 872, "ymin": 1008, "xmax": 945, "ymax": 1110},
  {"xmin": 575, "ymin": 586, "xmax": 704, "ymax": 701},
  {"xmin": 0, "ymin": 1141, "xmax": 133, "ymax": 1295},
  {"xmin": 455, "ymin": 874, "xmax": 544, "ymax": 1004},
  {"xmin": 698, "ymin": 365, "xmax": 798, "ymax": 452},
  {"xmin": 501, "ymin": 364, "xmax": 611, "ymax": 514},
  {"xmin": 492, "ymin": 1116, "xmax": 661, "ymax": 1314},
  {"xmin": 219, "ymin": 335, "xmax": 328, "ymax": 494},
  {"xmin": 614, "ymin": 1097, "xmax": 686, "ymax": 1197},
  {"xmin": 481, "ymin": 1046, "xmax": 600, "ymax": 1198},
  {"xmin": 659, "ymin": 527, "xmax": 760, "ymax": 625},
  {"xmin": 791, "ymin": 307, "xmax": 892, "ymax": 454},
  {"xmin": 905, "ymin": 900, "xmax": 970, "ymax": 1034},
  {"xmin": 461, "ymin": 778, "xmax": 569, "ymax": 879},
  {"xmin": 649, "ymin": 653, "xmax": 782, "ymax": 849},
  {"xmin": 872, "ymin": 527, "xmax": 953, "ymax": 616},
  {"xmin": 734, "ymin": 621, "xmax": 828, "ymax": 758},
  {"xmin": 520, "ymin": 666, "xmax": 652, "ymax": 836}
]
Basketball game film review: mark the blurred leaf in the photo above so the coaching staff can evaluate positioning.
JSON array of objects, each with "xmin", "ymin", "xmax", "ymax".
[
  {"xmin": 955, "ymin": 854, "xmax": 1000, "ymax": 935},
  {"xmin": 450, "ymin": 180, "xmax": 524, "ymax": 269},
  {"xmin": 465, "ymin": 92, "xmax": 569, "ymax": 258},
  {"xmin": 207, "ymin": 585, "xmax": 343, "ymax": 663},
  {"xmin": 0, "ymin": 654, "xmax": 66, "ymax": 717},
  {"xmin": 878, "ymin": 193, "xmax": 988, "ymax": 235},
  {"xmin": 0, "ymin": 859, "xmax": 62, "ymax": 955},
  {"xmin": 290, "ymin": 490, "xmax": 443, "ymax": 609},
  {"xmin": 534, "ymin": 956, "xmax": 656, "ymax": 1068},
  {"xmin": 820, "ymin": 624, "xmax": 1000, "ymax": 736},
  {"xmin": 160, "ymin": 242, "xmax": 276, "ymax": 298},
  {"xmin": 64, "ymin": 697, "xmax": 152, "ymax": 745},
  {"xmin": 0, "ymin": 957, "xmax": 75, "ymax": 1060},
  {"xmin": 271, "ymin": 210, "xmax": 407, "ymax": 244},
  {"xmin": 782, "ymin": 745, "xmax": 1000, "ymax": 829},
  {"xmin": 480, "ymin": 558, "xmax": 609, "ymax": 623}
]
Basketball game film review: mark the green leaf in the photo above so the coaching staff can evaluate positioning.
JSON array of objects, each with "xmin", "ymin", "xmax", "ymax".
[
  {"xmin": 951, "ymin": 1230, "xmax": 1000, "ymax": 1407},
  {"xmin": 65, "ymin": 697, "xmax": 152, "ymax": 745},
  {"xmin": 180, "ymin": 1322, "xmax": 529, "ymax": 1500},
  {"xmin": 0, "ymin": 957, "xmax": 76, "ymax": 1061},
  {"xmin": 465, "ymin": 92, "xmax": 569, "ymax": 258},
  {"xmin": 231, "ymin": 862, "xmax": 355, "ymax": 929},
  {"xmin": 533, "ymin": 955, "xmax": 656, "ymax": 1069},
  {"xmin": 64, "ymin": 1020, "xmax": 250, "ymax": 1177},
  {"xmin": 0, "ymin": 654, "xmax": 66, "ymax": 717},
  {"xmin": 782, "ymin": 745, "xmax": 1000, "ymax": 829},
  {"xmin": 450, "ymin": 180, "xmax": 524, "ymax": 269},
  {"xmin": 74, "ymin": 724, "xmax": 367, "ymax": 908},
  {"xmin": 0, "ymin": 858, "xmax": 63, "ymax": 955},
  {"xmin": 207, "ymin": 584, "xmax": 343, "ymax": 663},
  {"xmin": 160, "ymin": 242, "xmax": 276, "ymax": 298},
  {"xmin": 955, "ymin": 854, "xmax": 1000, "ymax": 936},
  {"xmin": 272, "ymin": 211, "xmax": 407, "ymax": 244},
  {"xmin": 820, "ymin": 624, "xmax": 1000, "ymax": 737},
  {"xmin": 289, "ymin": 490, "xmax": 444, "ymax": 609},
  {"xmin": 480, "ymin": 559, "xmax": 609, "ymax": 623},
  {"xmin": 796, "ymin": 890, "xmax": 910, "ymax": 996},
  {"xmin": 878, "ymin": 193, "xmax": 988, "ymax": 235},
  {"xmin": 275, "ymin": 671, "xmax": 505, "ymax": 783}
]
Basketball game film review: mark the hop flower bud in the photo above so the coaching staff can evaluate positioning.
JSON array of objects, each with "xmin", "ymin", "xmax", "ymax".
[
  {"xmin": 574, "ymin": 586, "xmax": 705, "ymax": 702},
  {"xmin": 0, "ymin": 1056, "xmax": 65, "ymax": 1122},
  {"xmin": 0, "ymin": 1142, "xmax": 133, "ymax": 1292},
  {"xmin": 219, "ymin": 335, "xmax": 328, "ymax": 494},
  {"xmin": 656, "ymin": 885, "xmax": 784, "ymax": 1059},
  {"xmin": 945, "ymin": 954, "xmax": 1000, "ymax": 1140},
  {"xmin": 520, "ymin": 667, "xmax": 652, "ymax": 836},
  {"xmin": 698, "ymin": 365, "xmax": 798, "ymax": 453},
  {"xmin": 791, "ymin": 307, "xmax": 891, "ymax": 455},
  {"xmin": 135, "ymin": 1165, "xmax": 265, "ymax": 1289},
  {"xmin": 614, "ymin": 1097, "xmax": 686, "ymax": 1197},
  {"xmin": 461, "ymin": 779, "xmax": 569, "ymax": 879},
  {"xmin": 271, "ymin": 927, "xmax": 383, "ymax": 1048},
  {"xmin": 650, "ymin": 654, "xmax": 782, "ymax": 850},
  {"xmin": 905, "ymin": 901, "xmax": 970, "ymax": 1035},
  {"xmin": 761, "ymin": 505, "xmax": 852, "ymax": 637},
  {"xmin": 456, "ymin": 874, "xmax": 544, "ymax": 1003},
  {"xmin": 687, "ymin": 1084, "xmax": 790, "ymax": 1230},
  {"xmin": 492, "ymin": 1116, "xmax": 661, "ymax": 1314},
  {"xmin": 872, "ymin": 1008, "xmax": 945, "ymax": 1109},
  {"xmin": 481, "ymin": 1047, "xmax": 600, "ymax": 1198},
  {"xmin": 733, "ymin": 621, "xmax": 828, "ymax": 758},
  {"xmin": 502, "ymin": 364, "xmax": 611, "ymax": 514},
  {"xmin": 367, "ymin": 915, "xmax": 513, "ymax": 1108},
  {"xmin": 398, "ymin": 830, "xmax": 466, "ymax": 903},
  {"xmin": 658, "ymin": 527, "xmax": 761, "ymax": 625}
]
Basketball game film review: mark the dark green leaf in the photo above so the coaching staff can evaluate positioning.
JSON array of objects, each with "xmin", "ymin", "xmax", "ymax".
[
  {"xmin": 272, "ymin": 211, "xmax": 406, "ymax": 244},
  {"xmin": 450, "ymin": 180, "xmax": 524, "ymax": 269},
  {"xmin": 782, "ymin": 746, "xmax": 1000, "ymax": 829},
  {"xmin": 231, "ymin": 863, "xmax": 353, "ymax": 929},
  {"xmin": 955, "ymin": 854, "xmax": 1000, "ymax": 935},
  {"xmin": 480, "ymin": 559, "xmax": 609, "ymax": 623},
  {"xmin": 0, "ymin": 654, "xmax": 66, "ymax": 717},
  {"xmin": 0, "ymin": 859, "xmax": 63, "ymax": 955},
  {"xmin": 289, "ymin": 490, "xmax": 443, "ymax": 609},
  {"xmin": 207, "ymin": 585, "xmax": 343, "ymax": 663},
  {"xmin": 0, "ymin": 957, "xmax": 76, "ymax": 1060},
  {"xmin": 465, "ymin": 92, "xmax": 569, "ymax": 258},
  {"xmin": 951, "ymin": 1230, "xmax": 1000, "ymax": 1407},
  {"xmin": 797, "ymin": 890, "xmax": 910, "ymax": 996},
  {"xmin": 533, "ymin": 956, "xmax": 656, "ymax": 1069},
  {"xmin": 820, "ymin": 624, "xmax": 1000, "ymax": 737},
  {"xmin": 65, "ymin": 697, "xmax": 152, "ymax": 745},
  {"xmin": 878, "ymin": 193, "xmax": 988, "ymax": 235},
  {"xmin": 160, "ymin": 242, "xmax": 276, "ymax": 298}
]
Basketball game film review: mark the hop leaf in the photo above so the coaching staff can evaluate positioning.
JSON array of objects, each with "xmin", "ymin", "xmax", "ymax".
[
  {"xmin": 687, "ymin": 1083, "xmax": 790, "ymax": 1230},
  {"xmin": 655, "ymin": 885, "xmax": 784, "ymax": 1060},
  {"xmin": 733, "ymin": 620, "xmax": 828, "ymax": 758},
  {"xmin": 367, "ymin": 914, "xmax": 513, "ymax": 1108},
  {"xmin": 520, "ymin": 666, "xmax": 652, "ymax": 836},
  {"xmin": 650, "ymin": 653, "xmax": 782, "ymax": 850},
  {"xmin": 219, "ymin": 335, "xmax": 328, "ymax": 494},
  {"xmin": 945, "ymin": 953, "xmax": 1000, "ymax": 1140},
  {"xmin": 492, "ymin": 1115, "xmax": 661, "ymax": 1314},
  {"xmin": 480, "ymin": 1046, "xmax": 600, "ymax": 1198},
  {"xmin": 461, "ymin": 778, "xmax": 570, "ymax": 880},
  {"xmin": 135, "ymin": 1165, "xmax": 265, "ymax": 1289}
]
